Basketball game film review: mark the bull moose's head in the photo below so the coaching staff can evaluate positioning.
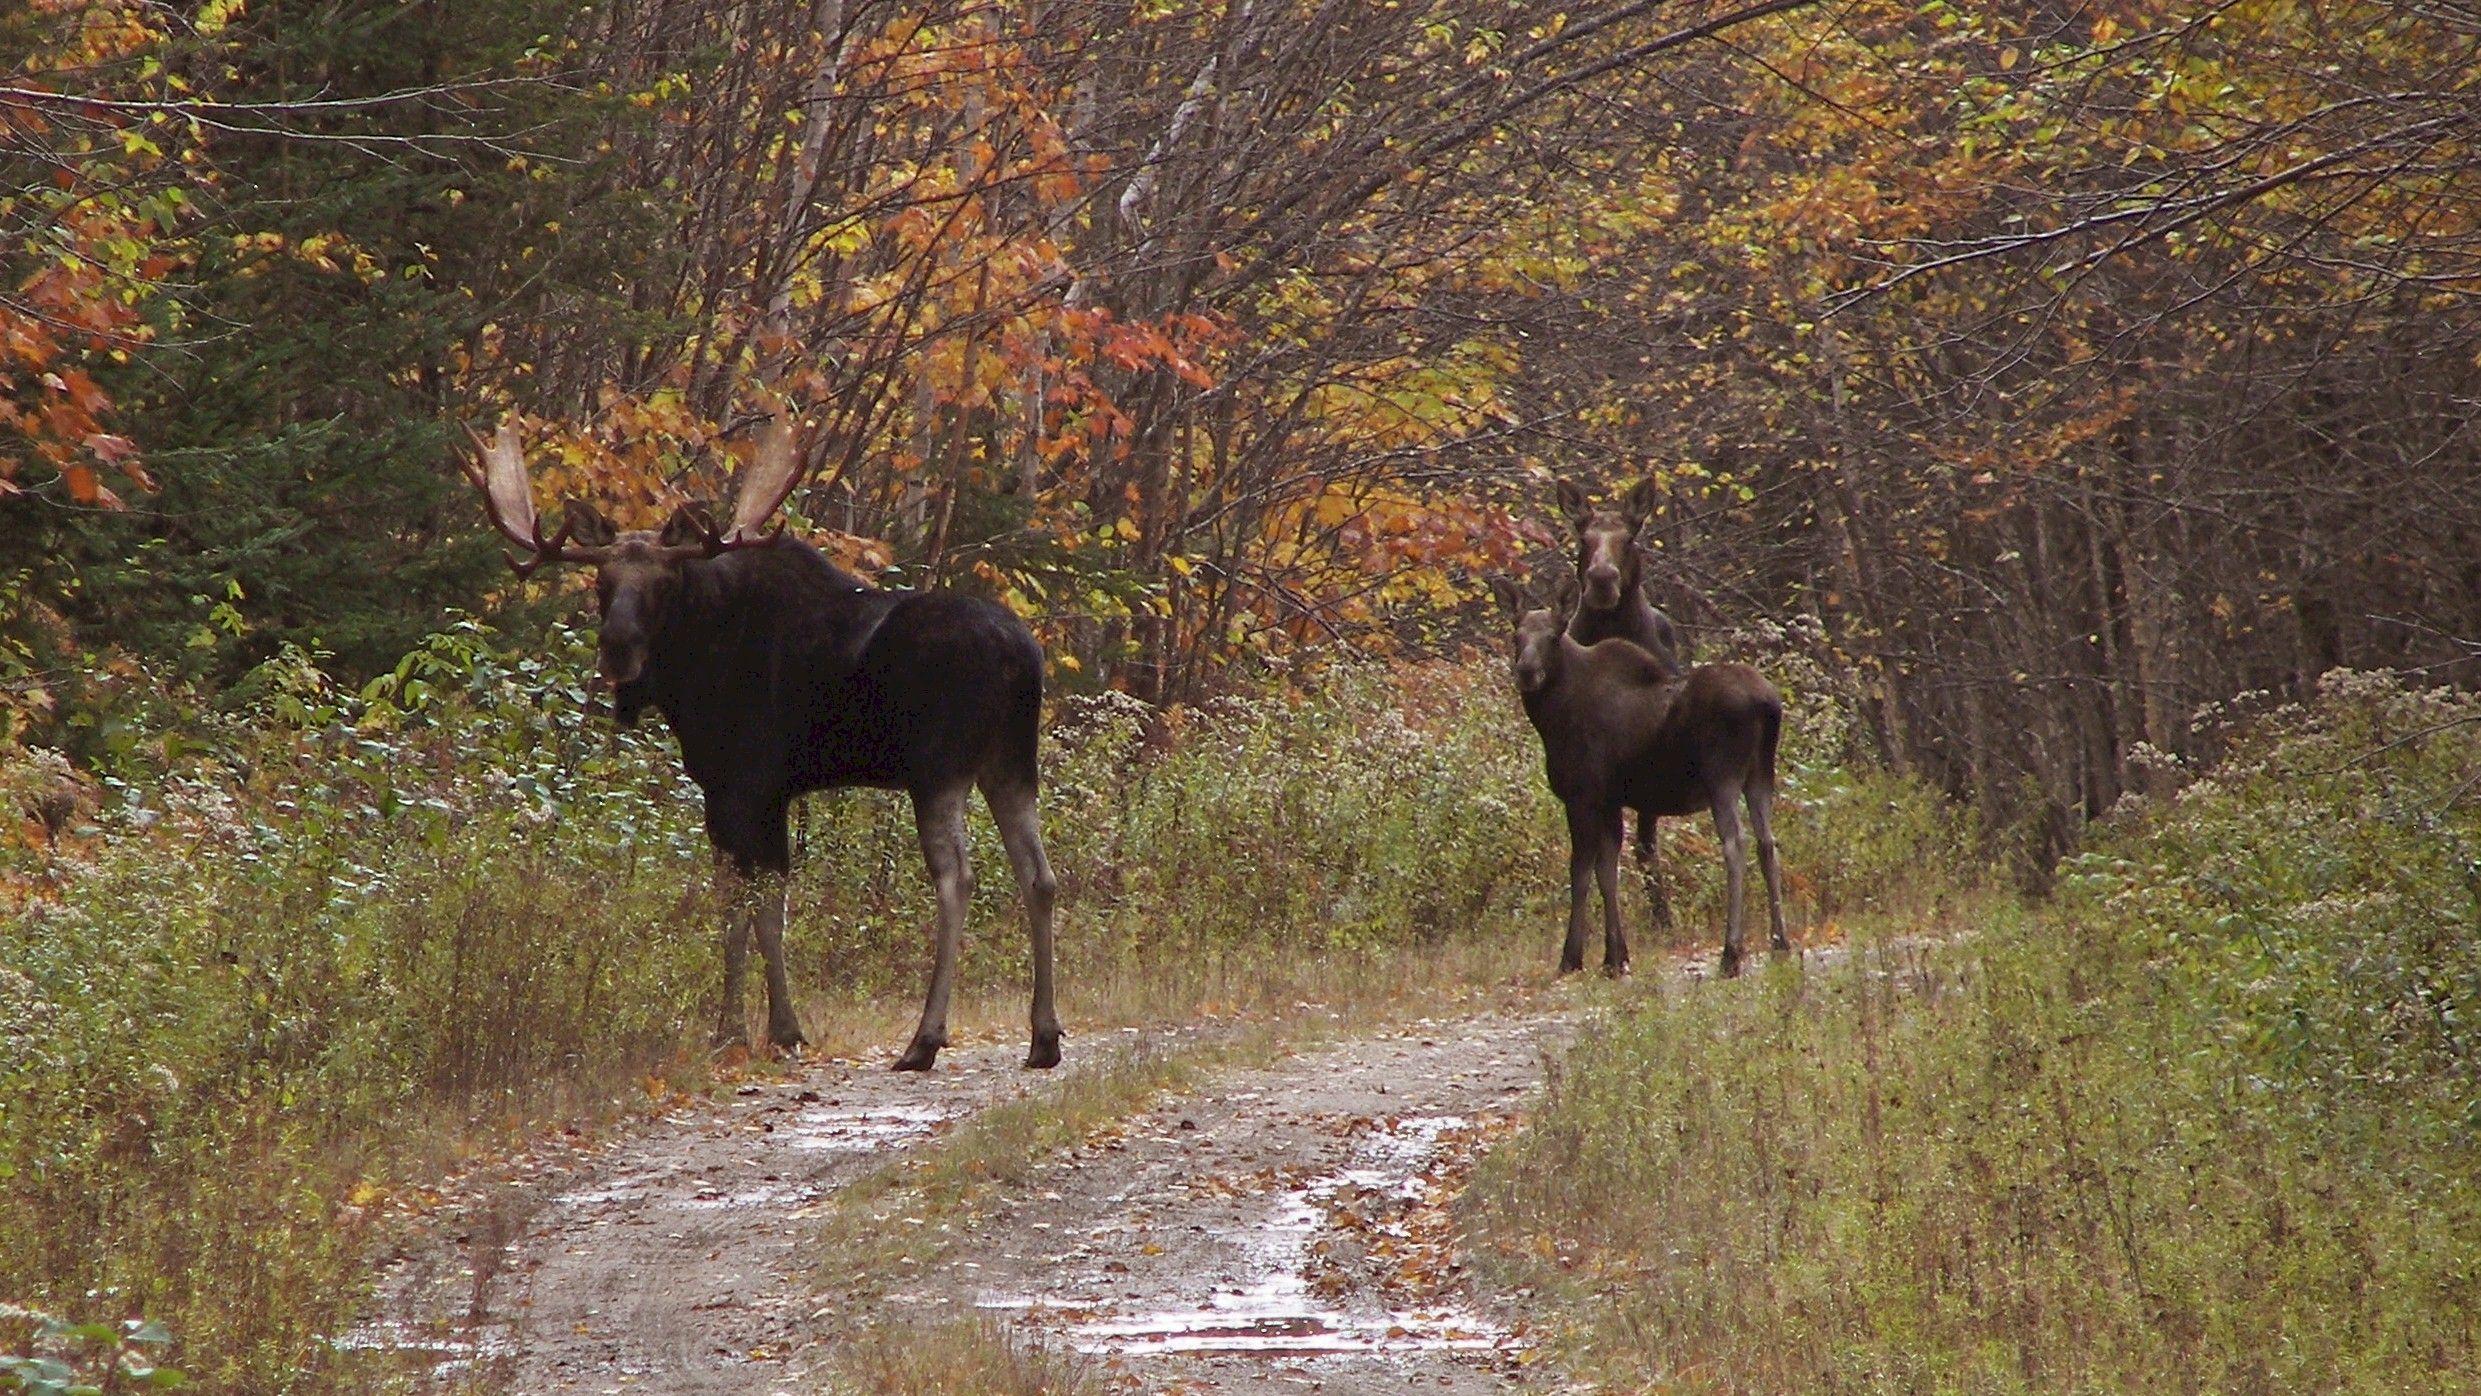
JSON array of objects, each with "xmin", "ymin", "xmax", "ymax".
[
  {"xmin": 464, "ymin": 414, "xmax": 808, "ymax": 690},
  {"xmin": 1555, "ymin": 476, "xmax": 1658, "ymax": 613}
]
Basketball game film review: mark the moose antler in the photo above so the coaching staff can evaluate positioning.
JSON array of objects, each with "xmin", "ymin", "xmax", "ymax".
[
  {"xmin": 462, "ymin": 422, "xmax": 614, "ymax": 574},
  {"xmin": 464, "ymin": 413, "xmax": 809, "ymax": 570},
  {"xmin": 724, "ymin": 409, "xmax": 807, "ymax": 544}
]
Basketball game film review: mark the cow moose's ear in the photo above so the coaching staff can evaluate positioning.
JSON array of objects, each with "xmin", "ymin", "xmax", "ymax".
[
  {"xmin": 659, "ymin": 502, "xmax": 719, "ymax": 550},
  {"xmin": 1620, "ymin": 477, "xmax": 1659, "ymax": 532},
  {"xmin": 1487, "ymin": 575, "xmax": 1526, "ymax": 620},
  {"xmin": 1554, "ymin": 478, "xmax": 1593, "ymax": 531},
  {"xmin": 564, "ymin": 500, "xmax": 619, "ymax": 548}
]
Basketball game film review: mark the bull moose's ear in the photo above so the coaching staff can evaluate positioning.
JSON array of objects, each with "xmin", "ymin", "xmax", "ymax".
[
  {"xmin": 1487, "ymin": 575, "xmax": 1526, "ymax": 619},
  {"xmin": 1620, "ymin": 477, "xmax": 1659, "ymax": 531},
  {"xmin": 1554, "ymin": 478, "xmax": 1593, "ymax": 531},
  {"xmin": 564, "ymin": 500, "xmax": 619, "ymax": 548},
  {"xmin": 659, "ymin": 502, "xmax": 718, "ymax": 549}
]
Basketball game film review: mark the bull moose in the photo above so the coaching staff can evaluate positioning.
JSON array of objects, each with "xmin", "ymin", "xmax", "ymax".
[
  {"xmin": 465, "ymin": 414, "xmax": 1061, "ymax": 1072},
  {"xmin": 1491, "ymin": 574, "xmax": 1788, "ymax": 978}
]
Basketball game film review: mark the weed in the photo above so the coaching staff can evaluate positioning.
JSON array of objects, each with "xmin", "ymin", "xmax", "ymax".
[{"xmin": 1468, "ymin": 673, "xmax": 2481, "ymax": 1393}]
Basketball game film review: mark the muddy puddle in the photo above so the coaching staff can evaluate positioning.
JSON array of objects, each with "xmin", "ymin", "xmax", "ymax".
[{"xmin": 986, "ymin": 1113, "xmax": 1513, "ymax": 1360}]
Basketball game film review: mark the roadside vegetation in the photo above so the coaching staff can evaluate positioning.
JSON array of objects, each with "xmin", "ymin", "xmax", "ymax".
[
  {"xmin": 0, "ymin": 612, "xmax": 1935, "ymax": 1391},
  {"xmin": 1470, "ymin": 672, "xmax": 2481, "ymax": 1393}
]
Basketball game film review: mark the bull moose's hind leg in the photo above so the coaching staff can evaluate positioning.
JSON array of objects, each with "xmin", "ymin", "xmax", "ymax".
[
  {"xmin": 1746, "ymin": 780, "xmax": 1789, "ymax": 957},
  {"xmin": 1710, "ymin": 784, "xmax": 1750, "ymax": 977},
  {"xmin": 984, "ymin": 775, "xmax": 1062, "ymax": 1068},
  {"xmin": 895, "ymin": 784, "xmax": 973, "ymax": 1072}
]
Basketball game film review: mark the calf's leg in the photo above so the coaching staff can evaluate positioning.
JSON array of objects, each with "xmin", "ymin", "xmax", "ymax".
[
  {"xmin": 1634, "ymin": 814, "xmax": 1672, "ymax": 935},
  {"xmin": 1599, "ymin": 809, "xmax": 1629, "ymax": 976},
  {"xmin": 984, "ymin": 775, "xmax": 1063, "ymax": 1069},
  {"xmin": 896, "ymin": 785, "xmax": 974, "ymax": 1071},
  {"xmin": 1559, "ymin": 804, "xmax": 1601, "ymax": 974}
]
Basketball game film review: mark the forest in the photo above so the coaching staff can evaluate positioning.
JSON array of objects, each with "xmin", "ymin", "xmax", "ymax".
[{"xmin": 4, "ymin": 0, "xmax": 2477, "ymax": 1391}]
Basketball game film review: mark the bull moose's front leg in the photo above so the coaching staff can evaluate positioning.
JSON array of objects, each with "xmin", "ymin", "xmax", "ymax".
[
  {"xmin": 710, "ymin": 793, "xmax": 808, "ymax": 1052},
  {"xmin": 712, "ymin": 863, "xmax": 808, "ymax": 1050},
  {"xmin": 896, "ymin": 785, "xmax": 973, "ymax": 1071}
]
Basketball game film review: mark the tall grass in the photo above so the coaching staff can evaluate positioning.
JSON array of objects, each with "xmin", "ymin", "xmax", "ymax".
[
  {"xmin": 1, "ymin": 613, "xmax": 1954, "ymax": 1390},
  {"xmin": 1467, "ymin": 670, "xmax": 2481, "ymax": 1393}
]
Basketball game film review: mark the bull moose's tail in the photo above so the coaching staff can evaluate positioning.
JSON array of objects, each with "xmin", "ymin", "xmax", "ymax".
[
  {"xmin": 1757, "ymin": 690, "xmax": 1782, "ymax": 792},
  {"xmin": 993, "ymin": 618, "xmax": 1047, "ymax": 795}
]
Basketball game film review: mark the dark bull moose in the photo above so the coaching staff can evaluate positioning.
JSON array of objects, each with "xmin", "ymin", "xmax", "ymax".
[{"xmin": 465, "ymin": 414, "xmax": 1061, "ymax": 1072}]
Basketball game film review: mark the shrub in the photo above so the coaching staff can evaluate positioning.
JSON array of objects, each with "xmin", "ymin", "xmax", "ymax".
[{"xmin": 1468, "ymin": 671, "xmax": 2481, "ymax": 1393}]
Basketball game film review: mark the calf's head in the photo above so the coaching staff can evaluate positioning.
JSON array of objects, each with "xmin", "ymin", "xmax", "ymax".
[
  {"xmin": 1489, "ymin": 575, "xmax": 1575, "ymax": 696},
  {"xmin": 462, "ymin": 413, "xmax": 808, "ymax": 695},
  {"xmin": 1555, "ymin": 477, "xmax": 1658, "ymax": 613}
]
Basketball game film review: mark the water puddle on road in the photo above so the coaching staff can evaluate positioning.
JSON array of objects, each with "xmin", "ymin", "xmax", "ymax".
[
  {"xmin": 782, "ymin": 1101, "xmax": 952, "ymax": 1153},
  {"xmin": 994, "ymin": 1114, "xmax": 1513, "ymax": 1360},
  {"xmin": 327, "ymin": 1318, "xmax": 513, "ymax": 1380}
]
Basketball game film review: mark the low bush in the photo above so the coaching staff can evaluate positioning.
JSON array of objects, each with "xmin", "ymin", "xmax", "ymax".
[
  {"xmin": 1, "ymin": 612, "xmax": 1948, "ymax": 1390},
  {"xmin": 1468, "ymin": 671, "xmax": 2481, "ymax": 1393}
]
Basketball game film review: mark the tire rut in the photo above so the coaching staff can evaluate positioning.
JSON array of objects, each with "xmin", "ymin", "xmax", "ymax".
[
  {"xmin": 901, "ymin": 1010, "xmax": 1573, "ymax": 1394},
  {"xmin": 356, "ymin": 1036, "xmax": 1092, "ymax": 1393}
]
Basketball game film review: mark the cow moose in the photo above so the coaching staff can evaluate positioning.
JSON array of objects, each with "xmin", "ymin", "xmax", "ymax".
[
  {"xmin": 465, "ymin": 414, "xmax": 1061, "ymax": 1072},
  {"xmin": 1554, "ymin": 476, "xmax": 1689, "ymax": 931},
  {"xmin": 1490, "ymin": 575, "xmax": 1788, "ymax": 978}
]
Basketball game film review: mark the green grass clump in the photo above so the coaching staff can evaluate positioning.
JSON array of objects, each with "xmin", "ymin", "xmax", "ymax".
[
  {"xmin": 0, "ymin": 608, "xmax": 1951, "ymax": 1389},
  {"xmin": 1467, "ymin": 670, "xmax": 2481, "ymax": 1393}
]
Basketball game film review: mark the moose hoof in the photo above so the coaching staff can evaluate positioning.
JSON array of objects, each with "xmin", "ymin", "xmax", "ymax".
[
  {"xmin": 891, "ymin": 1039, "xmax": 943, "ymax": 1072},
  {"xmin": 1601, "ymin": 959, "xmax": 1631, "ymax": 980},
  {"xmin": 1557, "ymin": 955, "xmax": 1586, "ymax": 976},
  {"xmin": 768, "ymin": 1023, "xmax": 809, "ymax": 1055},
  {"xmin": 1720, "ymin": 949, "xmax": 1745, "ymax": 979},
  {"xmin": 1024, "ymin": 1032, "xmax": 1063, "ymax": 1070}
]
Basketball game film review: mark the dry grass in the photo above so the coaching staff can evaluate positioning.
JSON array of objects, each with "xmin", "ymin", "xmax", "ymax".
[{"xmin": 826, "ymin": 1317, "xmax": 1094, "ymax": 1396}]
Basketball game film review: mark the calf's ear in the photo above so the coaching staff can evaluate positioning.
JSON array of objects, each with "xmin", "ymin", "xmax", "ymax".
[
  {"xmin": 1487, "ymin": 575, "xmax": 1526, "ymax": 620},
  {"xmin": 1548, "ymin": 571, "xmax": 1580, "ymax": 616},
  {"xmin": 1553, "ymin": 478, "xmax": 1593, "ymax": 531},
  {"xmin": 564, "ymin": 500, "xmax": 619, "ymax": 547}
]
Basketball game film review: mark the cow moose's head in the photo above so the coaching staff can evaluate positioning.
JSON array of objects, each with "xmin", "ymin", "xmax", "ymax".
[
  {"xmin": 1554, "ymin": 476, "xmax": 1658, "ymax": 614},
  {"xmin": 464, "ymin": 414, "xmax": 807, "ymax": 692}
]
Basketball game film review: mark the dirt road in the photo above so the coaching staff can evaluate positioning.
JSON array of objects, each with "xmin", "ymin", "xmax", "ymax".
[{"xmin": 357, "ymin": 1006, "xmax": 1570, "ymax": 1393}]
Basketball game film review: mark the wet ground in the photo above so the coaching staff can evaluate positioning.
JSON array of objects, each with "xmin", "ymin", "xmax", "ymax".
[
  {"xmin": 949, "ymin": 1014, "xmax": 1562, "ymax": 1393},
  {"xmin": 355, "ymin": 1008, "xmax": 1569, "ymax": 1393}
]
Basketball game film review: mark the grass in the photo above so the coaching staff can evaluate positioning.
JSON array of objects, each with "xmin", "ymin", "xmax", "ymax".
[
  {"xmin": 825, "ymin": 1317, "xmax": 1094, "ymax": 1396},
  {"xmin": 1466, "ymin": 671, "xmax": 2481, "ymax": 1394},
  {"xmin": 0, "ymin": 616, "xmax": 1949, "ymax": 1389}
]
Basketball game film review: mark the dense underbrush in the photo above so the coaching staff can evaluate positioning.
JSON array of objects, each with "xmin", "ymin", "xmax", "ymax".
[
  {"xmin": 1470, "ymin": 670, "xmax": 2481, "ymax": 1393},
  {"xmin": 0, "ymin": 613, "xmax": 1947, "ymax": 1390}
]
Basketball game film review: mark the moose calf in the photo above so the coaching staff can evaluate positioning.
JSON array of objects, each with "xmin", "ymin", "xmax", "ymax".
[{"xmin": 1492, "ymin": 577, "xmax": 1788, "ymax": 977}]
